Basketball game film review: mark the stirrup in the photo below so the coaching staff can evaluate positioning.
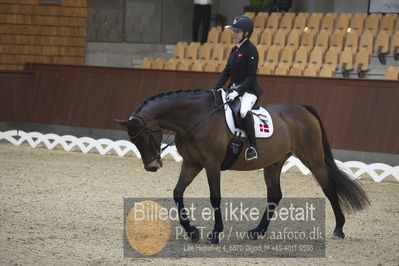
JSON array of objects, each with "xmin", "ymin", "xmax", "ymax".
[{"xmin": 245, "ymin": 146, "xmax": 258, "ymax": 161}]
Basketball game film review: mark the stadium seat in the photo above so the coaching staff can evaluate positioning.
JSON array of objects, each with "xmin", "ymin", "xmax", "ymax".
[
  {"xmin": 359, "ymin": 30, "xmax": 374, "ymax": 55},
  {"xmin": 390, "ymin": 31, "xmax": 399, "ymax": 60},
  {"xmin": 293, "ymin": 46, "xmax": 309, "ymax": 68},
  {"xmin": 344, "ymin": 31, "xmax": 359, "ymax": 53},
  {"xmin": 339, "ymin": 48, "xmax": 354, "ymax": 77},
  {"xmin": 164, "ymin": 59, "xmax": 178, "ymax": 70},
  {"xmin": 272, "ymin": 29, "xmax": 288, "ymax": 48},
  {"xmin": 211, "ymin": 45, "xmax": 226, "ymax": 61},
  {"xmin": 335, "ymin": 13, "xmax": 352, "ymax": 32},
  {"xmin": 139, "ymin": 57, "xmax": 152, "ymax": 69},
  {"xmin": 384, "ymin": 66, "xmax": 399, "ymax": 79},
  {"xmin": 303, "ymin": 66, "xmax": 319, "ymax": 76},
  {"xmin": 258, "ymin": 65, "xmax": 274, "ymax": 75},
  {"xmin": 264, "ymin": 45, "xmax": 281, "ymax": 69},
  {"xmin": 191, "ymin": 61, "xmax": 204, "ymax": 71},
  {"xmin": 300, "ymin": 31, "xmax": 315, "ymax": 52},
  {"xmin": 220, "ymin": 29, "xmax": 232, "ymax": 44},
  {"xmin": 364, "ymin": 13, "xmax": 381, "ymax": 35},
  {"xmin": 204, "ymin": 61, "xmax": 219, "ymax": 72},
  {"xmin": 324, "ymin": 48, "xmax": 339, "ymax": 70},
  {"xmin": 185, "ymin": 44, "xmax": 199, "ymax": 60},
  {"xmin": 375, "ymin": 30, "xmax": 391, "ymax": 64},
  {"xmin": 319, "ymin": 66, "xmax": 335, "ymax": 77},
  {"xmin": 173, "ymin": 43, "xmax": 186, "ymax": 59},
  {"xmin": 350, "ymin": 13, "xmax": 365, "ymax": 33},
  {"xmin": 280, "ymin": 13, "xmax": 294, "ymax": 31},
  {"xmin": 287, "ymin": 29, "xmax": 302, "ymax": 49},
  {"xmin": 293, "ymin": 14, "xmax": 307, "ymax": 30},
  {"xmin": 309, "ymin": 46, "xmax": 324, "ymax": 69},
  {"xmin": 307, "ymin": 13, "xmax": 322, "ymax": 32},
  {"xmin": 279, "ymin": 46, "xmax": 296, "ymax": 68},
  {"xmin": 289, "ymin": 65, "xmax": 304, "ymax": 76},
  {"xmin": 354, "ymin": 48, "xmax": 370, "ymax": 77},
  {"xmin": 297, "ymin": 12, "xmax": 310, "ymax": 19},
  {"xmin": 250, "ymin": 28, "xmax": 262, "ymax": 45},
  {"xmin": 176, "ymin": 61, "xmax": 192, "ymax": 71},
  {"xmin": 151, "ymin": 58, "xmax": 166, "ymax": 70},
  {"xmin": 274, "ymin": 65, "xmax": 289, "ymax": 75},
  {"xmin": 379, "ymin": 14, "xmax": 396, "ymax": 34},
  {"xmin": 254, "ymin": 13, "xmax": 268, "ymax": 29},
  {"xmin": 321, "ymin": 15, "xmax": 335, "ymax": 32},
  {"xmin": 207, "ymin": 27, "xmax": 221, "ymax": 43},
  {"xmin": 198, "ymin": 43, "xmax": 213, "ymax": 60},
  {"xmin": 266, "ymin": 12, "xmax": 281, "ymax": 32},
  {"xmin": 244, "ymin": 12, "xmax": 255, "ymax": 20},
  {"xmin": 257, "ymin": 45, "xmax": 268, "ymax": 64},
  {"xmin": 259, "ymin": 29, "xmax": 274, "ymax": 47},
  {"xmin": 326, "ymin": 12, "xmax": 337, "ymax": 18},
  {"xmin": 315, "ymin": 30, "xmax": 330, "ymax": 52},
  {"xmin": 330, "ymin": 31, "xmax": 345, "ymax": 52}
]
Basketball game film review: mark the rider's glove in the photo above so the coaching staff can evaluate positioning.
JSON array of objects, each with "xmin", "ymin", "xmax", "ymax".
[{"xmin": 226, "ymin": 90, "xmax": 239, "ymax": 102}]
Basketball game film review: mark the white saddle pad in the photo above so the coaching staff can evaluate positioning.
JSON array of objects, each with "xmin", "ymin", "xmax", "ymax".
[{"xmin": 220, "ymin": 89, "xmax": 273, "ymax": 138}]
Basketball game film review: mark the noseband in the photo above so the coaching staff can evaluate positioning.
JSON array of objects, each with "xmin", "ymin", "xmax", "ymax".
[{"xmin": 128, "ymin": 115, "xmax": 162, "ymax": 165}]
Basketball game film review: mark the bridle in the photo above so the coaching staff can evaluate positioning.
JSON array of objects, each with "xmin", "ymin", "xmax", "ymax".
[
  {"xmin": 128, "ymin": 90, "xmax": 230, "ymax": 163},
  {"xmin": 127, "ymin": 115, "xmax": 162, "ymax": 165}
]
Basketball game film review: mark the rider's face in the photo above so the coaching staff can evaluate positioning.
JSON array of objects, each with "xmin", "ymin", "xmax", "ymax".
[{"xmin": 232, "ymin": 30, "xmax": 244, "ymax": 44}]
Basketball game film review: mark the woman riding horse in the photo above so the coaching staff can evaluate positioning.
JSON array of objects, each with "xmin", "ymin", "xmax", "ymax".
[{"xmin": 212, "ymin": 15, "xmax": 262, "ymax": 161}]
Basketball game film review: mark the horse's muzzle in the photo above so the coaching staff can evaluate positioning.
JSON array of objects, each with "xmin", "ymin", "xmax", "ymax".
[{"xmin": 144, "ymin": 157, "xmax": 163, "ymax": 172}]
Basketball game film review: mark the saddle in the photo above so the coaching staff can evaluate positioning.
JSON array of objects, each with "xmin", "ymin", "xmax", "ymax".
[
  {"xmin": 213, "ymin": 89, "xmax": 274, "ymax": 170},
  {"xmin": 216, "ymin": 89, "xmax": 273, "ymax": 139}
]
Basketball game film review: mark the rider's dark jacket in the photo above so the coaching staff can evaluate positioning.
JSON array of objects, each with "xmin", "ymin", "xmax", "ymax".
[{"xmin": 213, "ymin": 39, "xmax": 262, "ymax": 97}]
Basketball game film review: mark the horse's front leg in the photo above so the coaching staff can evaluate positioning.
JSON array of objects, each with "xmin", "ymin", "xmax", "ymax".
[
  {"xmin": 204, "ymin": 164, "xmax": 223, "ymax": 244},
  {"xmin": 173, "ymin": 160, "xmax": 203, "ymax": 242}
]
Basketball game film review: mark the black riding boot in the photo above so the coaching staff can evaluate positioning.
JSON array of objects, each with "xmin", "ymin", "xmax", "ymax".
[{"xmin": 243, "ymin": 112, "xmax": 258, "ymax": 160}]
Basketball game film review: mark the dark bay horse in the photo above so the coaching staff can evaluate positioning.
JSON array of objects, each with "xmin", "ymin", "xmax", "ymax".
[{"xmin": 115, "ymin": 89, "xmax": 369, "ymax": 244}]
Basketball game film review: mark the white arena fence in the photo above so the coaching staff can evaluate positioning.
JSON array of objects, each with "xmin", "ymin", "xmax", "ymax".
[{"xmin": 1, "ymin": 130, "xmax": 398, "ymax": 183}]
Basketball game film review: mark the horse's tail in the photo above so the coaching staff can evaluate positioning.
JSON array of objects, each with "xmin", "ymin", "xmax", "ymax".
[{"xmin": 303, "ymin": 105, "xmax": 370, "ymax": 213}]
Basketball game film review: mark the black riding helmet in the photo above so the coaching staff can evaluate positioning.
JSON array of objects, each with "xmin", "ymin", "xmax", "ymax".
[{"xmin": 228, "ymin": 15, "xmax": 254, "ymax": 38}]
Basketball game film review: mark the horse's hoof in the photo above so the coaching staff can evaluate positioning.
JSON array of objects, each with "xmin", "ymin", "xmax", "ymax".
[
  {"xmin": 332, "ymin": 230, "xmax": 345, "ymax": 239},
  {"xmin": 246, "ymin": 229, "xmax": 264, "ymax": 240},
  {"xmin": 189, "ymin": 227, "xmax": 200, "ymax": 242},
  {"xmin": 205, "ymin": 236, "xmax": 219, "ymax": 244}
]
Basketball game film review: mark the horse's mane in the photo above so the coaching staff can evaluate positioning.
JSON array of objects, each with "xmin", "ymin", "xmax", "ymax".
[{"xmin": 134, "ymin": 89, "xmax": 210, "ymax": 114}]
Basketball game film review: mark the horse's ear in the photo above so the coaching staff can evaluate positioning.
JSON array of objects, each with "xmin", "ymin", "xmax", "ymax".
[{"xmin": 114, "ymin": 119, "xmax": 129, "ymax": 127}]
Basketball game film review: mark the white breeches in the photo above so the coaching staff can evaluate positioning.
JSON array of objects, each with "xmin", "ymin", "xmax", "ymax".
[{"xmin": 240, "ymin": 92, "xmax": 258, "ymax": 118}]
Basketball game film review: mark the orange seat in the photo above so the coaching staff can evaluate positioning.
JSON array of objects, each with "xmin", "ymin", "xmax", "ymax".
[
  {"xmin": 266, "ymin": 12, "xmax": 281, "ymax": 32},
  {"xmin": 139, "ymin": 57, "xmax": 152, "ymax": 69},
  {"xmin": 344, "ymin": 31, "xmax": 359, "ymax": 53},
  {"xmin": 287, "ymin": 29, "xmax": 302, "ymax": 50},
  {"xmin": 259, "ymin": 29, "xmax": 274, "ymax": 47},
  {"xmin": 279, "ymin": 13, "xmax": 294, "ymax": 31},
  {"xmin": 359, "ymin": 30, "xmax": 374, "ymax": 55},
  {"xmin": 315, "ymin": 30, "xmax": 330, "ymax": 52},
  {"xmin": 335, "ymin": 13, "xmax": 352, "ymax": 32},
  {"xmin": 321, "ymin": 16, "xmax": 335, "ymax": 32},
  {"xmin": 272, "ymin": 29, "xmax": 288, "ymax": 48},
  {"xmin": 330, "ymin": 31, "xmax": 345, "ymax": 52},
  {"xmin": 254, "ymin": 13, "xmax": 268, "ymax": 29}
]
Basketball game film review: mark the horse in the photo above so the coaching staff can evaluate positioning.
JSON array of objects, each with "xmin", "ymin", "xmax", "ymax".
[{"xmin": 115, "ymin": 89, "xmax": 369, "ymax": 244}]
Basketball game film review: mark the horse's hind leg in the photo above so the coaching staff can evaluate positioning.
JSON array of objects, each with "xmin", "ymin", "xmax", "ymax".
[
  {"xmin": 248, "ymin": 155, "xmax": 289, "ymax": 240},
  {"xmin": 173, "ymin": 160, "xmax": 203, "ymax": 242},
  {"xmin": 294, "ymin": 145, "xmax": 346, "ymax": 239}
]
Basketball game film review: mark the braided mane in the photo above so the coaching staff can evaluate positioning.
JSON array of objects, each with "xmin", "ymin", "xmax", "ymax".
[{"xmin": 134, "ymin": 89, "xmax": 210, "ymax": 114}]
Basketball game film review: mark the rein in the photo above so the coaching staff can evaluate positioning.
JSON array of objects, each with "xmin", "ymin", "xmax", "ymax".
[{"xmin": 160, "ymin": 96, "xmax": 229, "ymax": 152}]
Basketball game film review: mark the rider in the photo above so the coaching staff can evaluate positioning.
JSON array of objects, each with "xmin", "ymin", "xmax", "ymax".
[{"xmin": 212, "ymin": 15, "xmax": 262, "ymax": 161}]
